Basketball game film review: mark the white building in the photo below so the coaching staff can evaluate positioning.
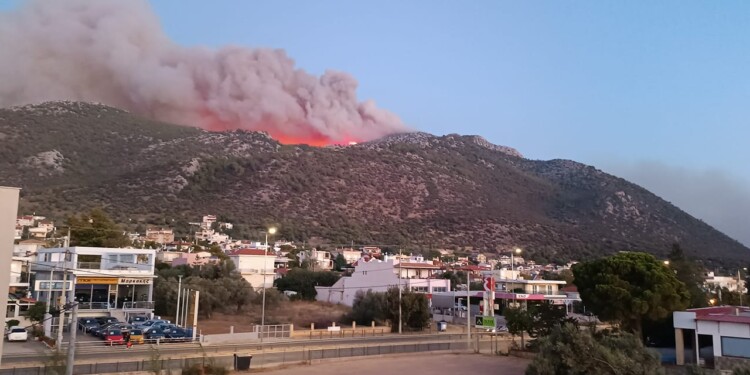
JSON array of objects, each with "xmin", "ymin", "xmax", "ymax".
[
  {"xmin": 704, "ymin": 272, "xmax": 746, "ymax": 293},
  {"xmin": 145, "ymin": 227, "xmax": 175, "ymax": 244},
  {"xmin": 315, "ymin": 255, "xmax": 450, "ymax": 307},
  {"xmin": 674, "ymin": 306, "xmax": 750, "ymax": 370},
  {"xmin": 195, "ymin": 228, "xmax": 229, "ymax": 244},
  {"xmin": 299, "ymin": 249, "xmax": 333, "ymax": 270},
  {"xmin": 228, "ymin": 249, "xmax": 276, "ymax": 289},
  {"xmin": 338, "ymin": 249, "xmax": 363, "ymax": 265},
  {"xmin": 31, "ymin": 247, "xmax": 157, "ymax": 322}
]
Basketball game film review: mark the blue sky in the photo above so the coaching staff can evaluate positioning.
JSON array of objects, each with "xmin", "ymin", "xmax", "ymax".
[
  {"xmin": 2, "ymin": 0, "xmax": 748, "ymax": 245},
  {"xmin": 147, "ymin": 0, "xmax": 750, "ymax": 245}
]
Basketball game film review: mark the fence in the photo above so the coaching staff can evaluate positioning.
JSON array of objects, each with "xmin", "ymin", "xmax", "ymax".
[{"xmin": 0, "ymin": 339, "xmax": 469, "ymax": 375}]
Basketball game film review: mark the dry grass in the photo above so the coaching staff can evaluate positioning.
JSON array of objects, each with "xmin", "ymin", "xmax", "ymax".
[{"xmin": 197, "ymin": 300, "xmax": 350, "ymax": 334}]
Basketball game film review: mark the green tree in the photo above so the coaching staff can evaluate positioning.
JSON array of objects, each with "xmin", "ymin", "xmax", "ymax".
[
  {"xmin": 333, "ymin": 253, "xmax": 348, "ymax": 271},
  {"xmin": 527, "ymin": 302, "xmax": 578, "ymax": 338},
  {"xmin": 668, "ymin": 243, "xmax": 708, "ymax": 308},
  {"xmin": 346, "ymin": 290, "xmax": 388, "ymax": 325},
  {"xmin": 440, "ymin": 271, "xmax": 467, "ymax": 291},
  {"xmin": 273, "ymin": 269, "xmax": 340, "ymax": 300},
  {"xmin": 220, "ymin": 276, "xmax": 256, "ymax": 312},
  {"xmin": 573, "ymin": 252, "xmax": 690, "ymax": 337},
  {"xmin": 526, "ymin": 324, "xmax": 664, "ymax": 375},
  {"xmin": 27, "ymin": 301, "xmax": 47, "ymax": 324},
  {"xmin": 505, "ymin": 307, "xmax": 533, "ymax": 349},
  {"xmin": 384, "ymin": 287, "xmax": 430, "ymax": 332},
  {"xmin": 66, "ymin": 208, "xmax": 130, "ymax": 247}
]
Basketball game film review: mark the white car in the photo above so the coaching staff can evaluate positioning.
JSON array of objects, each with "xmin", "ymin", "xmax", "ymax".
[{"xmin": 6, "ymin": 326, "xmax": 28, "ymax": 342}]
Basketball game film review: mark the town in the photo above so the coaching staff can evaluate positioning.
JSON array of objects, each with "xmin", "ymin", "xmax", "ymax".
[{"xmin": 3, "ymin": 202, "xmax": 749, "ymax": 374}]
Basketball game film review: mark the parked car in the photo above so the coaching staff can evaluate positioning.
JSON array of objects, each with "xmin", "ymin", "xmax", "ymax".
[
  {"xmin": 128, "ymin": 315, "xmax": 149, "ymax": 325},
  {"xmin": 102, "ymin": 329, "xmax": 124, "ymax": 345},
  {"xmin": 77, "ymin": 318, "xmax": 100, "ymax": 333},
  {"xmin": 136, "ymin": 319, "xmax": 170, "ymax": 331},
  {"xmin": 164, "ymin": 327, "xmax": 193, "ymax": 342},
  {"xmin": 96, "ymin": 317, "xmax": 119, "ymax": 326},
  {"xmin": 6, "ymin": 326, "xmax": 28, "ymax": 342},
  {"xmin": 144, "ymin": 327, "xmax": 166, "ymax": 341},
  {"xmin": 145, "ymin": 322, "xmax": 177, "ymax": 334},
  {"xmin": 128, "ymin": 329, "xmax": 144, "ymax": 344},
  {"xmin": 91, "ymin": 322, "xmax": 120, "ymax": 337}
]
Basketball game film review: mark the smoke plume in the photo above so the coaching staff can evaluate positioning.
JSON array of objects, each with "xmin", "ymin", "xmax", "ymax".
[{"xmin": 0, "ymin": 0, "xmax": 407, "ymax": 145}]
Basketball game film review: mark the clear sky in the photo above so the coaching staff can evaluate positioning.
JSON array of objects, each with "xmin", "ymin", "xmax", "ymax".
[
  {"xmin": 2, "ymin": 0, "xmax": 748, "ymax": 246},
  {"xmin": 150, "ymin": 0, "xmax": 750, "ymax": 246}
]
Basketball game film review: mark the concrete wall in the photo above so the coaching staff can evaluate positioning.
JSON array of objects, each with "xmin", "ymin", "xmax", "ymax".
[
  {"xmin": 0, "ymin": 187, "xmax": 20, "ymax": 367},
  {"xmin": 200, "ymin": 331, "xmax": 259, "ymax": 344}
]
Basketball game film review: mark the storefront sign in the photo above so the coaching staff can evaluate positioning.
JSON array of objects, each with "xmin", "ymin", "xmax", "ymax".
[
  {"xmin": 118, "ymin": 278, "xmax": 152, "ymax": 285},
  {"xmin": 77, "ymin": 277, "xmax": 118, "ymax": 285}
]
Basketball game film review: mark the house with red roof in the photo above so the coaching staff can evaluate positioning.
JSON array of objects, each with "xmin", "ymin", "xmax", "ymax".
[{"xmin": 673, "ymin": 305, "xmax": 750, "ymax": 370}]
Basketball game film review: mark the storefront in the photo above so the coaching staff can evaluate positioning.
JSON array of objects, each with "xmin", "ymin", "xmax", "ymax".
[{"xmin": 73, "ymin": 276, "xmax": 153, "ymax": 309}]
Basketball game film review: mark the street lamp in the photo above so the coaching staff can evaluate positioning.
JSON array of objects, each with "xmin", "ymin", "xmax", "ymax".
[
  {"xmin": 663, "ymin": 260, "xmax": 670, "ymax": 266},
  {"xmin": 261, "ymin": 227, "xmax": 277, "ymax": 341}
]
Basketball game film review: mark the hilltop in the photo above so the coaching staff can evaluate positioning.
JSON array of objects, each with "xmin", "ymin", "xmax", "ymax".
[{"xmin": 1, "ymin": 101, "xmax": 747, "ymax": 266}]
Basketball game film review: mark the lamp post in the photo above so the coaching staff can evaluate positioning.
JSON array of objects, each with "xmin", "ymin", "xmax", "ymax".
[
  {"xmin": 176, "ymin": 275, "xmax": 183, "ymax": 326},
  {"xmin": 261, "ymin": 227, "xmax": 277, "ymax": 341},
  {"xmin": 511, "ymin": 248, "xmax": 521, "ymax": 308}
]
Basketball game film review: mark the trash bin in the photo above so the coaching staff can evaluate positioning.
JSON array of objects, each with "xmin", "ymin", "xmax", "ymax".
[
  {"xmin": 437, "ymin": 321, "xmax": 447, "ymax": 332},
  {"xmin": 234, "ymin": 354, "xmax": 252, "ymax": 371}
]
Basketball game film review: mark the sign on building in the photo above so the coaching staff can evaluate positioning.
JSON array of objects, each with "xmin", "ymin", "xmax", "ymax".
[
  {"xmin": 77, "ymin": 277, "xmax": 118, "ymax": 284},
  {"xmin": 118, "ymin": 278, "xmax": 152, "ymax": 285}
]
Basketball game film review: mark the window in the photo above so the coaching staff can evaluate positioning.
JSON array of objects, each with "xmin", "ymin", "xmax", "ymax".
[
  {"xmin": 411, "ymin": 286, "xmax": 428, "ymax": 293},
  {"xmin": 722, "ymin": 337, "xmax": 750, "ymax": 359},
  {"xmin": 532, "ymin": 285, "xmax": 538, "ymax": 294},
  {"xmin": 547, "ymin": 285, "xmax": 553, "ymax": 294},
  {"xmin": 432, "ymin": 287, "xmax": 447, "ymax": 293}
]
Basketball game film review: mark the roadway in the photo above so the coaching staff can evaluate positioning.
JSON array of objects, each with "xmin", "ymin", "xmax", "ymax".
[{"xmin": 2, "ymin": 332, "xmax": 498, "ymax": 366}]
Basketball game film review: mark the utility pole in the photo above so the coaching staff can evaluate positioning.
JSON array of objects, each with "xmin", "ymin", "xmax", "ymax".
[
  {"xmin": 176, "ymin": 275, "xmax": 183, "ymax": 325},
  {"xmin": 191, "ymin": 290, "xmax": 199, "ymax": 341},
  {"xmin": 398, "ymin": 248, "xmax": 402, "ymax": 334},
  {"xmin": 65, "ymin": 283, "xmax": 78, "ymax": 375},
  {"xmin": 56, "ymin": 261, "xmax": 68, "ymax": 349},
  {"xmin": 466, "ymin": 270, "xmax": 471, "ymax": 349}
]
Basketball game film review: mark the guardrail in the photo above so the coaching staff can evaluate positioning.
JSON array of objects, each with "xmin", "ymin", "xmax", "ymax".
[{"xmin": 1, "ymin": 338, "xmax": 469, "ymax": 375}]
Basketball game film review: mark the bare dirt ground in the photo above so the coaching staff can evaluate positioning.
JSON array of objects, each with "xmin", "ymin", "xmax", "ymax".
[
  {"xmin": 255, "ymin": 353, "xmax": 530, "ymax": 375},
  {"xmin": 198, "ymin": 301, "xmax": 350, "ymax": 334}
]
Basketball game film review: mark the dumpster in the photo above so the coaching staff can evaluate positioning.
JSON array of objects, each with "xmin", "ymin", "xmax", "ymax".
[
  {"xmin": 437, "ymin": 321, "xmax": 447, "ymax": 332},
  {"xmin": 234, "ymin": 354, "xmax": 253, "ymax": 371}
]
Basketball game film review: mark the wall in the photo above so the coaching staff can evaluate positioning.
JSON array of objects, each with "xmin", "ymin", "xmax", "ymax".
[
  {"xmin": 0, "ymin": 187, "xmax": 20, "ymax": 367},
  {"xmin": 200, "ymin": 331, "xmax": 259, "ymax": 344}
]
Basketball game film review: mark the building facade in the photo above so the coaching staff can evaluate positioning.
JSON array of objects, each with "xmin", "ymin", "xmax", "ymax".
[
  {"xmin": 315, "ymin": 255, "xmax": 450, "ymax": 306},
  {"xmin": 31, "ymin": 247, "xmax": 157, "ymax": 322},
  {"xmin": 674, "ymin": 306, "xmax": 750, "ymax": 370},
  {"xmin": 229, "ymin": 249, "xmax": 276, "ymax": 289}
]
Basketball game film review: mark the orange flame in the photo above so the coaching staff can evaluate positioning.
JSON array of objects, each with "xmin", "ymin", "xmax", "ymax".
[{"xmin": 200, "ymin": 109, "xmax": 359, "ymax": 147}]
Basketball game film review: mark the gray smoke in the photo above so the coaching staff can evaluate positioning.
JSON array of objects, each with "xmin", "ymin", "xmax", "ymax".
[
  {"xmin": 602, "ymin": 160, "xmax": 750, "ymax": 247},
  {"xmin": 0, "ymin": 0, "xmax": 407, "ymax": 144}
]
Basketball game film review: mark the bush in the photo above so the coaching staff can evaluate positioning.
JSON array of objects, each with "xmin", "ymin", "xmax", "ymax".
[
  {"xmin": 5, "ymin": 319, "xmax": 20, "ymax": 328},
  {"xmin": 181, "ymin": 363, "xmax": 228, "ymax": 375}
]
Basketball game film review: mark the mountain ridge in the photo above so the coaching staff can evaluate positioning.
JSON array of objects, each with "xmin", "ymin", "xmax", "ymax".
[{"xmin": 1, "ymin": 101, "xmax": 747, "ymax": 267}]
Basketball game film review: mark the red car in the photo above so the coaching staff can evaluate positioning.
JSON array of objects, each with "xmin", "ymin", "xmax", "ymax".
[{"xmin": 103, "ymin": 329, "xmax": 124, "ymax": 346}]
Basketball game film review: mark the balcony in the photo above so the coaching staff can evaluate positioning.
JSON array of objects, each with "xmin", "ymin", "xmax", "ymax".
[
  {"xmin": 77, "ymin": 302, "xmax": 111, "ymax": 310},
  {"xmin": 123, "ymin": 301, "xmax": 154, "ymax": 310},
  {"xmin": 76, "ymin": 262, "xmax": 101, "ymax": 269},
  {"xmin": 75, "ymin": 261, "xmax": 151, "ymax": 272}
]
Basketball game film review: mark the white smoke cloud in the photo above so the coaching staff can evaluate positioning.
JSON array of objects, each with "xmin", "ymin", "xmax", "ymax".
[{"xmin": 0, "ymin": 0, "xmax": 407, "ymax": 144}]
